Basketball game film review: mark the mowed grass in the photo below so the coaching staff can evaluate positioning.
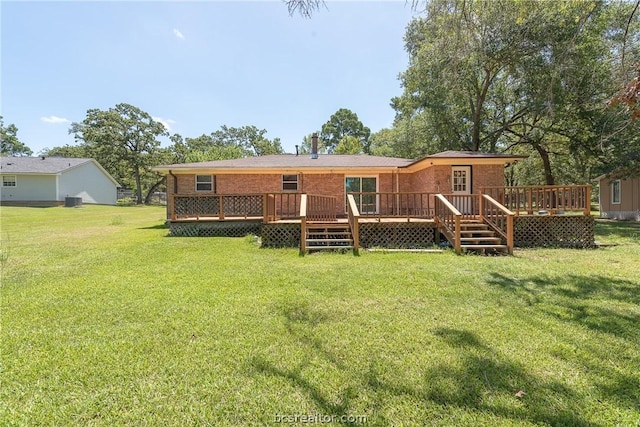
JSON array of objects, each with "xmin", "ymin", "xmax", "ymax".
[{"xmin": 1, "ymin": 205, "xmax": 639, "ymax": 426}]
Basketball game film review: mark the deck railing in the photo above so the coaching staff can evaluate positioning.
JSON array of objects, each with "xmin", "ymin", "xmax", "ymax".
[
  {"xmin": 480, "ymin": 194, "xmax": 514, "ymax": 254},
  {"xmin": 440, "ymin": 194, "xmax": 480, "ymax": 219},
  {"xmin": 480, "ymin": 185, "xmax": 591, "ymax": 215},
  {"xmin": 264, "ymin": 192, "xmax": 303, "ymax": 222},
  {"xmin": 348, "ymin": 192, "xmax": 434, "ymax": 220},
  {"xmin": 171, "ymin": 193, "xmax": 263, "ymax": 220},
  {"xmin": 346, "ymin": 194, "xmax": 360, "ymax": 254},
  {"xmin": 435, "ymin": 194, "xmax": 462, "ymax": 253},
  {"xmin": 307, "ymin": 194, "xmax": 337, "ymax": 222}
]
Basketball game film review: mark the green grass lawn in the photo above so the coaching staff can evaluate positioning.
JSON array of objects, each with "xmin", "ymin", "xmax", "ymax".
[{"xmin": 1, "ymin": 205, "xmax": 639, "ymax": 426}]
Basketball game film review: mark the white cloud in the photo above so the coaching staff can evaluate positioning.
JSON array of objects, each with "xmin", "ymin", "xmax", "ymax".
[
  {"xmin": 173, "ymin": 28, "xmax": 185, "ymax": 40},
  {"xmin": 153, "ymin": 117, "xmax": 176, "ymax": 131},
  {"xmin": 41, "ymin": 115, "xmax": 70, "ymax": 124}
]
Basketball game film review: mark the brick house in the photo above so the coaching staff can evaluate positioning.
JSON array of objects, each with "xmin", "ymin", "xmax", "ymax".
[{"xmin": 154, "ymin": 150, "xmax": 524, "ymax": 219}]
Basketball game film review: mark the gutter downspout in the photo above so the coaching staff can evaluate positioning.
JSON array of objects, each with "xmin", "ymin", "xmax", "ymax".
[{"xmin": 168, "ymin": 170, "xmax": 177, "ymax": 221}]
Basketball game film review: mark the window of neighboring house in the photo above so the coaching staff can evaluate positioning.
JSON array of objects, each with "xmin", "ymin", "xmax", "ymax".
[
  {"xmin": 2, "ymin": 175, "xmax": 16, "ymax": 187},
  {"xmin": 195, "ymin": 175, "xmax": 214, "ymax": 192},
  {"xmin": 611, "ymin": 179, "xmax": 621, "ymax": 204},
  {"xmin": 282, "ymin": 174, "xmax": 298, "ymax": 191}
]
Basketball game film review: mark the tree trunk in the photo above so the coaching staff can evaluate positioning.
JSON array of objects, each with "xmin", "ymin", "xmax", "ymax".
[
  {"xmin": 534, "ymin": 144, "xmax": 555, "ymax": 185},
  {"xmin": 144, "ymin": 177, "xmax": 166, "ymax": 205},
  {"xmin": 134, "ymin": 165, "xmax": 143, "ymax": 204}
]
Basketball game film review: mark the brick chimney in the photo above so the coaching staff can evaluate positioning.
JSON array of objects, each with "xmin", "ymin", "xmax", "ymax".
[{"xmin": 311, "ymin": 133, "xmax": 318, "ymax": 159}]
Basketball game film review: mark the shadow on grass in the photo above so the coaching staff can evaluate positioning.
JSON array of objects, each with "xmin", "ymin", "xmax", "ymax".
[
  {"xmin": 138, "ymin": 223, "xmax": 169, "ymax": 230},
  {"xmin": 250, "ymin": 301, "xmax": 358, "ymax": 425},
  {"xmin": 487, "ymin": 273, "xmax": 640, "ymax": 339},
  {"xmin": 249, "ymin": 302, "xmax": 606, "ymax": 425}
]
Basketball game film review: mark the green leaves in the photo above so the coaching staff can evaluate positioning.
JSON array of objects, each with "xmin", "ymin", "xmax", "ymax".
[
  {"xmin": 320, "ymin": 108, "xmax": 371, "ymax": 154},
  {"xmin": 0, "ymin": 116, "xmax": 32, "ymax": 157}
]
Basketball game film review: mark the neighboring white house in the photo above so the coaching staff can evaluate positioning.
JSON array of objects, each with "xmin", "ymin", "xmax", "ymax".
[{"xmin": 0, "ymin": 157, "xmax": 119, "ymax": 206}]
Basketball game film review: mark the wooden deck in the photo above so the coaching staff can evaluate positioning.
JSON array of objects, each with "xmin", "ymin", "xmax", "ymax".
[{"xmin": 166, "ymin": 186, "xmax": 594, "ymax": 253}]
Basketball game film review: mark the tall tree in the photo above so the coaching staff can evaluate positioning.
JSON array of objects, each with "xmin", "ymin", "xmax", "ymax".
[
  {"xmin": 320, "ymin": 108, "xmax": 371, "ymax": 154},
  {"xmin": 70, "ymin": 103, "xmax": 168, "ymax": 204},
  {"xmin": 208, "ymin": 125, "xmax": 283, "ymax": 157},
  {"xmin": 0, "ymin": 117, "xmax": 32, "ymax": 157},
  {"xmin": 393, "ymin": 0, "xmax": 637, "ymax": 185}
]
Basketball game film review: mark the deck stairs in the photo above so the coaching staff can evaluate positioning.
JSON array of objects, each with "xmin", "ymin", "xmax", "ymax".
[
  {"xmin": 457, "ymin": 219, "xmax": 508, "ymax": 254},
  {"xmin": 305, "ymin": 222, "xmax": 354, "ymax": 251}
]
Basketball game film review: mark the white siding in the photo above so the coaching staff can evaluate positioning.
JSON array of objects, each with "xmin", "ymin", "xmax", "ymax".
[
  {"xmin": 58, "ymin": 162, "xmax": 118, "ymax": 205},
  {"xmin": 0, "ymin": 174, "xmax": 57, "ymax": 202}
]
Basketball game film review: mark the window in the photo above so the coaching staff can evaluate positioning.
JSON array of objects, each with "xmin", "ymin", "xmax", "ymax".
[
  {"xmin": 612, "ymin": 179, "xmax": 621, "ymax": 204},
  {"xmin": 282, "ymin": 174, "xmax": 298, "ymax": 191},
  {"xmin": 345, "ymin": 176, "xmax": 377, "ymax": 213},
  {"xmin": 195, "ymin": 175, "xmax": 214, "ymax": 192},
  {"xmin": 2, "ymin": 175, "xmax": 16, "ymax": 187}
]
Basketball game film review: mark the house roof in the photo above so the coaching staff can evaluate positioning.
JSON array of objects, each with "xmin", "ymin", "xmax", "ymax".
[
  {"xmin": 0, "ymin": 156, "xmax": 119, "ymax": 185},
  {"xmin": 154, "ymin": 151, "xmax": 527, "ymax": 173},
  {"xmin": 156, "ymin": 154, "xmax": 414, "ymax": 171},
  {"xmin": 419, "ymin": 150, "xmax": 527, "ymax": 160}
]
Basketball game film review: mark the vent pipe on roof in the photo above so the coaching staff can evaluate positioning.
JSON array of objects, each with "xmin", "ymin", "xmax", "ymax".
[
  {"xmin": 295, "ymin": 145, "xmax": 299, "ymax": 156},
  {"xmin": 311, "ymin": 133, "xmax": 318, "ymax": 159}
]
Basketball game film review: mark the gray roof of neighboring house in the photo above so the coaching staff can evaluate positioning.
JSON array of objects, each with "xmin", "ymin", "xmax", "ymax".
[
  {"xmin": 0, "ymin": 156, "xmax": 119, "ymax": 185},
  {"xmin": 0, "ymin": 157, "xmax": 94, "ymax": 174},
  {"xmin": 158, "ymin": 154, "xmax": 415, "ymax": 170}
]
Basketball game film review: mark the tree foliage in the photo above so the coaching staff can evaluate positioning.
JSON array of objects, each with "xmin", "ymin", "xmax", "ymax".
[
  {"xmin": 69, "ymin": 103, "xmax": 168, "ymax": 204},
  {"xmin": 320, "ymin": 108, "xmax": 371, "ymax": 154},
  {"xmin": 391, "ymin": 0, "xmax": 640, "ymax": 183},
  {"xmin": 0, "ymin": 117, "xmax": 32, "ymax": 157}
]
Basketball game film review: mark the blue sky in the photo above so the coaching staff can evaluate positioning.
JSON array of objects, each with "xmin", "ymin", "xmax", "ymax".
[{"xmin": 1, "ymin": 1, "xmax": 420, "ymax": 155}]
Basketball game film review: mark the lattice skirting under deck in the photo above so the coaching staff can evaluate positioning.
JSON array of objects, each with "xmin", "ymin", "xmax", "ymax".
[
  {"xmin": 169, "ymin": 221, "xmax": 262, "ymax": 237},
  {"xmin": 359, "ymin": 222, "xmax": 437, "ymax": 248},
  {"xmin": 261, "ymin": 223, "xmax": 301, "ymax": 248},
  {"xmin": 514, "ymin": 216, "xmax": 595, "ymax": 248}
]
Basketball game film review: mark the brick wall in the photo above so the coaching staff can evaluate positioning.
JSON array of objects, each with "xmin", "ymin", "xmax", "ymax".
[
  {"xmin": 410, "ymin": 166, "xmax": 451, "ymax": 193},
  {"xmin": 472, "ymin": 164, "xmax": 505, "ymax": 192}
]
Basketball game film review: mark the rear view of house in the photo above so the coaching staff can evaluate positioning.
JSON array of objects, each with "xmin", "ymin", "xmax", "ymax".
[{"xmin": 0, "ymin": 157, "xmax": 119, "ymax": 206}]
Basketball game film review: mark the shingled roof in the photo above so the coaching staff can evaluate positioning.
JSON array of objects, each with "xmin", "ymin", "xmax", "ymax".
[
  {"xmin": 0, "ymin": 157, "xmax": 119, "ymax": 185},
  {"xmin": 156, "ymin": 154, "xmax": 414, "ymax": 170},
  {"xmin": 0, "ymin": 157, "xmax": 94, "ymax": 174},
  {"xmin": 154, "ymin": 151, "xmax": 525, "ymax": 172}
]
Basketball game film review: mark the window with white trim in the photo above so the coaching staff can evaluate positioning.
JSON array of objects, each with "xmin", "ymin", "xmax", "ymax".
[
  {"xmin": 282, "ymin": 174, "xmax": 298, "ymax": 191},
  {"xmin": 2, "ymin": 175, "xmax": 16, "ymax": 187},
  {"xmin": 611, "ymin": 179, "xmax": 621, "ymax": 204},
  {"xmin": 195, "ymin": 175, "xmax": 214, "ymax": 192}
]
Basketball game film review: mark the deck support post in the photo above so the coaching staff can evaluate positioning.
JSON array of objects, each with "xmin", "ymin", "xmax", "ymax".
[
  {"xmin": 300, "ymin": 194, "xmax": 307, "ymax": 255},
  {"xmin": 584, "ymin": 185, "xmax": 591, "ymax": 216},
  {"xmin": 454, "ymin": 214, "xmax": 461, "ymax": 254}
]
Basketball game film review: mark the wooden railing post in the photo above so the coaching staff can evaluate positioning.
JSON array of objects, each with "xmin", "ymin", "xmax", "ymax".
[
  {"xmin": 584, "ymin": 185, "xmax": 591, "ymax": 216},
  {"xmin": 347, "ymin": 194, "xmax": 360, "ymax": 255},
  {"xmin": 454, "ymin": 214, "xmax": 461, "ymax": 254},
  {"xmin": 300, "ymin": 194, "xmax": 307, "ymax": 255},
  {"xmin": 506, "ymin": 214, "xmax": 514, "ymax": 254},
  {"xmin": 262, "ymin": 194, "xmax": 268, "ymax": 223},
  {"xmin": 218, "ymin": 195, "xmax": 224, "ymax": 219}
]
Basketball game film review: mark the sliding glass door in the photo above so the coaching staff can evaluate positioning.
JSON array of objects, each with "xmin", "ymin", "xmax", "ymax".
[{"xmin": 346, "ymin": 176, "xmax": 377, "ymax": 213}]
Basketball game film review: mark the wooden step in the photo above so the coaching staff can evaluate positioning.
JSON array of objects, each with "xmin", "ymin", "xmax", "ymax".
[
  {"xmin": 461, "ymin": 244, "xmax": 508, "ymax": 250},
  {"xmin": 460, "ymin": 230, "xmax": 495, "ymax": 235},
  {"xmin": 308, "ymin": 245, "xmax": 354, "ymax": 251},
  {"xmin": 460, "ymin": 237, "xmax": 503, "ymax": 243},
  {"xmin": 307, "ymin": 238, "xmax": 354, "ymax": 243}
]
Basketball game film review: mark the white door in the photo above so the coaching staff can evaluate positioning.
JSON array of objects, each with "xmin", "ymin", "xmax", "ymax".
[{"xmin": 451, "ymin": 166, "xmax": 472, "ymax": 214}]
